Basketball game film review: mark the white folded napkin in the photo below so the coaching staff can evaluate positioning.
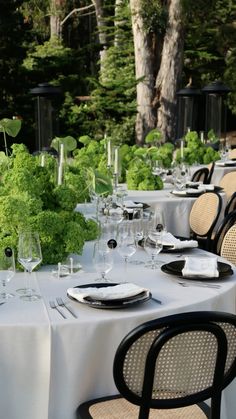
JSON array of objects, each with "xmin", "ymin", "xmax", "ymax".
[
  {"xmin": 186, "ymin": 181, "xmax": 202, "ymax": 187},
  {"xmin": 215, "ymin": 160, "xmax": 236, "ymax": 167},
  {"xmin": 197, "ymin": 184, "xmax": 215, "ymax": 191},
  {"xmin": 182, "ymin": 257, "xmax": 219, "ymax": 278},
  {"xmin": 124, "ymin": 200, "xmax": 143, "ymax": 208},
  {"xmin": 67, "ymin": 283, "xmax": 148, "ymax": 303},
  {"xmin": 172, "ymin": 188, "xmax": 201, "ymax": 195},
  {"xmin": 161, "ymin": 232, "xmax": 198, "ymax": 250}
]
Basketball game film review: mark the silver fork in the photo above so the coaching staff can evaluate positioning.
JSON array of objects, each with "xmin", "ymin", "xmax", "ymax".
[
  {"xmin": 178, "ymin": 281, "xmax": 221, "ymax": 289},
  {"xmin": 56, "ymin": 297, "xmax": 77, "ymax": 318},
  {"xmin": 49, "ymin": 301, "xmax": 67, "ymax": 319}
]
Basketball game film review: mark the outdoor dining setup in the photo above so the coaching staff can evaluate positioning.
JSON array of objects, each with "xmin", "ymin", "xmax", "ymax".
[{"xmin": 0, "ymin": 126, "xmax": 236, "ymax": 419}]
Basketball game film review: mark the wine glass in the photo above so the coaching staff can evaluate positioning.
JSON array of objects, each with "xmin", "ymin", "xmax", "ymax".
[
  {"xmin": 0, "ymin": 247, "xmax": 15, "ymax": 300},
  {"xmin": 117, "ymin": 221, "xmax": 136, "ymax": 270},
  {"xmin": 144, "ymin": 230, "xmax": 163, "ymax": 269},
  {"xmin": 149, "ymin": 208, "xmax": 166, "ymax": 233},
  {"xmin": 17, "ymin": 231, "xmax": 42, "ymax": 301},
  {"xmin": 93, "ymin": 240, "xmax": 113, "ymax": 282}
]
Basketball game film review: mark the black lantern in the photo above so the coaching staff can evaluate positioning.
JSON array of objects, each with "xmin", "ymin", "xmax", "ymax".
[
  {"xmin": 176, "ymin": 85, "xmax": 202, "ymax": 139},
  {"xmin": 202, "ymin": 81, "xmax": 230, "ymax": 140},
  {"xmin": 30, "ymin": 83, "xmax": 61, "ymax": 152}
]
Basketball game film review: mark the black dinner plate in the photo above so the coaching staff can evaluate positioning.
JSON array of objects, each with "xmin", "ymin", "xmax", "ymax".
[
  {"xmin": 216, "ymin": 161, "xmax": 236, "ymax": 167},
  {"xmin": 186, "ymin": 184, "xmax": 223, "ymax": 193},
  {"xmin": 161, "ymin": 260, "xmax": 233, "ymax": 280},
  {"xmin": 67, "ymin": 283, "xmax": 152, "ymax": 309},
  {"xmin": 161, "ymin": 244, "xmax": 197, "ymax": 253},
  {"xmin": 171, "ymin": 190, "xmax": 203, "ymax": 198}
]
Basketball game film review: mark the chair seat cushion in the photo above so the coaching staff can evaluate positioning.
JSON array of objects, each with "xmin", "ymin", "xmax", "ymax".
[{"xmin": 87, "ymin": 396, "xmax": 207, "ymax": 418}]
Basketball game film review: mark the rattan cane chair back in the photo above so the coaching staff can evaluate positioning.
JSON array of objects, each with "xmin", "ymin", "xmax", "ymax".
[
  {"xmin": 228, "ymin": 149, "xmax": 236, "ymax": 160},
  {"xmin": 77, "ymin": 311, "xmax": 236, "ymax": 419},
  {"xmin": 189, "ymin": 192, "xmax": 222, "ymax": 250},
  {"xmin": 219, "ymin": 172, "xmax": 236, "ymax": 200},
  {"xmin": 224, "ymin": 192, "xmax": 236, "ymax": 217},
  {"xmin": 212, "ymin": 211, "xmax": 236, "ymax": 255},
  {"xmin": 191, "ymin": 168, "xmax": 209, "ymax": 184},
  {"xmin": 206, "ymin": 162, "xmax": 215, "ymax": 184},
  {"xmin": 220, "ymin": 224, "xmax": 236, "ymax": 265}
]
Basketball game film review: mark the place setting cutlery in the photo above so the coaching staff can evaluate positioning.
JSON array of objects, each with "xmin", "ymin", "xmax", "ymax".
[
  {"xmin": 177, "ymin": 280, "xmax": 221, "ymax": 289},
  {"xmin": 49, "ymin": 299, "xmax": 78, "ymax": 319},
  {"xmin": 49, "ymin": 301, "xmax": 67, "ymax": 319},
  {"xmin": 56, "ymin": 297, "xmax": 78, "ymax": 318}
]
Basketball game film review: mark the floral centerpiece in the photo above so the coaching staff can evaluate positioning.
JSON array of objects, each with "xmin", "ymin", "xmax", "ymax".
[{"xmin": 0, "ymin": 143, "xmax": 100, "ymax": 265}]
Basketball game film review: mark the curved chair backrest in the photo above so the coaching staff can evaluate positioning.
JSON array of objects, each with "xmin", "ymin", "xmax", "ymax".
[
  {"xmin": 212, "ymin": 210, "xmax": 236, "ymax": 255},
  {"xmin": 189, "ymin": 191, "xmax": 222, "ymax": 238},
  {"xmin": 113, "ymin": 311, "xmax": 236, "ymax": 419},
  {"xmin": 229, "ymin": 149, "xmax": 236, "ymax": 160},
  {"xmin": 224, "ymin": 191, "xmax": 236, "ymax": 217},
  {"xmin": 219, "ymin": 172, "xmax": 236, "ymax": 200},
  {"xmin": 191, "ymin": 167, "xmax": 209, "ymax": 183},
  {"xmin": 220, "ymin": 224, "xmax": 236, "ymax": 265},
  {"xmin": 207, "ymin": 161, "xmax": 215, "ymax": 184}
]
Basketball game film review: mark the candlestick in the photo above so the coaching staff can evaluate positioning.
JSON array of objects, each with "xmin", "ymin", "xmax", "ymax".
[
  {"xmin": 58, "ymin": 163, "xmax": 63, "ymax": 185},
  {"xmin": 180, "ymin": 140, "xmax": 184, "ymax": 160},
  {"xmin": 40, "ymin": 154, "xmax": 45, "ymax": 167},
  {"xmin": 114, "ymin": 147, "xmax": 119, "ymax": 175},
  {"xmin": 107, "ymin": 139, "xmax": 111, "ymax": 167},
  {"xmin": 58, "ymin": 143, "xmax": 64, "ymax": 185},
  {"xmin": 59, "ymin": 143, "xmax": 64, "ymax": 165}
]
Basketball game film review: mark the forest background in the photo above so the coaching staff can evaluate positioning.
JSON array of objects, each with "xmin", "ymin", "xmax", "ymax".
[{"xmin": 1, "ymin": 0, "xmax": 236, "ymax": 153}]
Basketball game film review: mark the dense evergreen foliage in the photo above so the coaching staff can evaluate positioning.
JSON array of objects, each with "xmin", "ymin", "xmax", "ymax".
[{"xmin": 0, "ymin": 0, "xmax": 235, "ymax": 152}]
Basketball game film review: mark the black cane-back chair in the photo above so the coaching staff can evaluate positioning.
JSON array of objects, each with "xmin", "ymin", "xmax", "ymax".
[
  {"xmin": 207, "ymin": 161, "xmax": 215, "ymax": 184},
  {"xmin": 77, "ymin": 311, "xmax": 236, "ymax": 419},
  {"xmin": 191, "ymin": 167, "xmax": 209, "ymax": 184},
  {"xmin": 211, "ymin": 210, "xmax": 236, "ymax": 255},
  {"xmin": 224, "ymin": 192, "xmax": 236, "ymax": 217},
  {"xmin": 189, "ymin": 191, "xmax": 222, "ymax": 250}
]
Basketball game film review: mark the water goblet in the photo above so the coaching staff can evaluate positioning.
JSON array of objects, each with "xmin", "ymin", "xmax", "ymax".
[
  {"xmin": 0, "ymin": 247, "xmax": 15, "ymax": 300},
  {"xmin": 93, "ymin": 240, "xmax": 113, "ymax": 282},
  {"xmin": 17, "ymin": 231, "xmax": 42, "ymax": 301},
  {"xmin": 144, "ymin": 230, "xmax": 163, "ymax": 269},
  {"xmin": 117, "ymin": 222, "xmax": 136, "ymax": 273}
]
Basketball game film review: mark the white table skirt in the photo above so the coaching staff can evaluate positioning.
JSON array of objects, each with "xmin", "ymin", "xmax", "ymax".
[{"xmin": 1, "ymin": 243, "xmax": 236, "ymax": 419}]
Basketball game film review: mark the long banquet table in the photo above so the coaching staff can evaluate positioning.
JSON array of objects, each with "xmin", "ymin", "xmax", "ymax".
[{"xmin": 1, "ymin": 242, "xmax": 236, "ymax": 419}]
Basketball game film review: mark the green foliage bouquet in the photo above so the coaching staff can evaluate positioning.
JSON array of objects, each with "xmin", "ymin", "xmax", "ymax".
[{"xmin": 0, "ymin": 144, "xmax": 99, "ymax": 265}]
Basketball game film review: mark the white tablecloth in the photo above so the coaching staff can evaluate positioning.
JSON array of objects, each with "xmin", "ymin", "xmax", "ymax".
[{"xmin": 1, "ymin": 243, "xmax": 236, "ymax": 419}]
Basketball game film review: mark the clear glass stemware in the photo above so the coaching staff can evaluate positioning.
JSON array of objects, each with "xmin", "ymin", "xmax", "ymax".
[
  {"xmin": 0, "ymin": 247, "xmax": 15, "ymax": 300},
  {"xmin": 93, "ymin": 240, "xmax": 113, "ymax": 282},
  {"xmin": 17, "ymin": 231, "xmax": 42, "ymax": 301}
]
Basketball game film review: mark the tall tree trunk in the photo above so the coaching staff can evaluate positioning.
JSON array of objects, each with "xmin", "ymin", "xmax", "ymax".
[
  {"xmin": 155, "ymin": 0, "xmax": 184, "ymax": 142},
  {"xmin": 130, "ymin": 0, "xmax": 156, "ymax": 145},
  {"xmin": 50, "ymin": 0, "xmax": 65, "ymax": 38},
  {"xmin": 92, "ymin": 0, "xmax": 109, "ymax": 77}
]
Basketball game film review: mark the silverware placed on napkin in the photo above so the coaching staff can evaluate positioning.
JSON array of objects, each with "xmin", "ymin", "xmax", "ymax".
[
  {"xmin": 49, "ymin": 301, "xmax": 67, "ymax": 319},
  {"xmin": 56, "ymin": 297, "xmax": 77, "ymax": 318}
]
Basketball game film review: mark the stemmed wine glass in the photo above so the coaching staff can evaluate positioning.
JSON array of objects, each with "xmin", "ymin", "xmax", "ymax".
[
  {"xmin": 144, "ymin": 208, "xmax": 165, "ymax": 268},
  {"xmin": 117, "ymin": 221, "xmax": 136, "ymax": 270},
  {"xmin": 0, "ymin": 247, "xmax": 15, "ymax": 300},
  {"xmin": 93, "ymin": 240, "xmax": 113, "ymax": 282},
  {"xmin": 144, "ymin": 230, "xmax": 163, "ymax": 269},
  {"xmin": 17, "ymin": 231, "xmax": 42, "ymax": 301}
]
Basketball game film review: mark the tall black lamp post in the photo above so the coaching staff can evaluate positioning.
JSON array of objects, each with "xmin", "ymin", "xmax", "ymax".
[
  {"xmin": 176, "ymin": 85, "xmax": 202, "ymax": 139},
  {"xmin": 202, "ymin": 81, "xmax": 231, "ymax": 140},
  {"xmin": 30, "ymin": 83, "xmax": 61, "ymax": 152}
]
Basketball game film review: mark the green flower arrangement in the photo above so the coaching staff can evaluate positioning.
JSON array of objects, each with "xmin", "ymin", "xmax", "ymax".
[{"xmin": 0, "ymin": 143, "xmax": 100, "ymax": 265}]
